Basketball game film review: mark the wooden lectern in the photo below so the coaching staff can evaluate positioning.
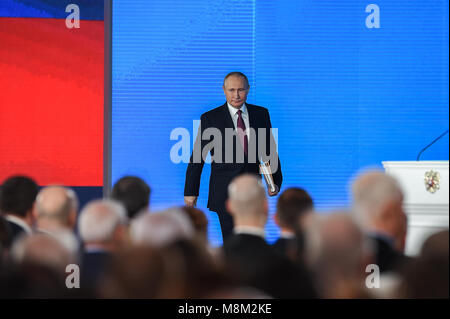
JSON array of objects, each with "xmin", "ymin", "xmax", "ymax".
[{"xmin": 382, "ymin": 161, "xmax": 449, "ymax": 256}]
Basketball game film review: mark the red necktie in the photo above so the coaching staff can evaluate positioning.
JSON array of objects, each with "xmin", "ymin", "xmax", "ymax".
[{"xmin": 236, "ymin": 109, "xmax": 248, "ymax": 155}]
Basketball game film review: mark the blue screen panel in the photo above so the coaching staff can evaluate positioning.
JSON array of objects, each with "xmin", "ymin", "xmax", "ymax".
[{"xmin": 112, "ymin": 0, "xmax": 449, "ymax": 246}]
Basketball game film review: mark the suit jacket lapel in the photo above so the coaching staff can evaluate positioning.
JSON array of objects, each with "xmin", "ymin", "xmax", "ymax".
[{"xmin": 221, "ymin": 103, "xmax": 235, "ymax": 130}]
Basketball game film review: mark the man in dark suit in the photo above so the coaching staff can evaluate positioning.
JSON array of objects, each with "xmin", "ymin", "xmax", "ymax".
[
  {"xmin": 0, "ymin": 176, "xmax": 38, "ymax": 243},
  {"xmin": 78, "ymin": 199, "xmax": 128, "ymax": 291},
  {"xmin": 222, "ymin": 174, "xmax": 316, "ymax": 298},
  {"xmin": 184, "ymin": 72, "xmax": 282, "ymax": 240}
]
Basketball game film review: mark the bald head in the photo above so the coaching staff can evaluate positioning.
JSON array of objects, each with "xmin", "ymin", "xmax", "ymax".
[
  {"xmin": 36, "ymin": 186, "xmax": 78, "ymax": 228},
  {"xmin": 227, "ymin": 174, "xmax": 267, "ymax": 225}
]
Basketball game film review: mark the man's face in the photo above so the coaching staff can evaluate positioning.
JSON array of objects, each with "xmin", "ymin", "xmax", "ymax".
[{"xmin": 223, "ymin": 75, "xmax": 249, "ymax": 108}]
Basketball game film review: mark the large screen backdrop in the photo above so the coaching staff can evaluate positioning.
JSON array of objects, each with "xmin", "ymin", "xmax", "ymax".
[{"xmin": 112, "ymin": 0, "xmax": 449, "ymax": 246}]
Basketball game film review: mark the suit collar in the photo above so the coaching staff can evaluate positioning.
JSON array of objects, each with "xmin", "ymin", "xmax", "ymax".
[
  {"xmin": 221, "ymin": 102, "xmax": 258, "ymax": 129},
  {"xmin": 227, "ymin": 102, "xmax": 248, "ymax": 117},
  {"xmin": 221, "ymin": 102, "xmax": 235, "ymax": 128}
]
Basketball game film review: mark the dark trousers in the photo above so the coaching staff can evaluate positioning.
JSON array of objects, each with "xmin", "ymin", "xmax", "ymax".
[{"xmin": 214, "ymin": 209, "xmax": 234, "ymax": 242}]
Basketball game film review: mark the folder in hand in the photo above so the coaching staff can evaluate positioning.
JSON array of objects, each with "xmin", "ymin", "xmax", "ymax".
[{"xmin": 259, "ymin": 161, "xmax": 276, "ymax": 193}]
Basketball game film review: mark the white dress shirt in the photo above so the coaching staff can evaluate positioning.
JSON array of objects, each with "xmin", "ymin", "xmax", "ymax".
[{"xmin": 227, "ymin": 102, "xmax": 250, "ymax": 142}]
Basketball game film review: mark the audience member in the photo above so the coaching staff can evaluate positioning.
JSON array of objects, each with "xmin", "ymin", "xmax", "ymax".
[
  {"xmin": 111, "ymin": 176, "xmax": 151, "ymax": 219},
  {"xmin": 0, "ymin": 176, "xmax": 39, "ymax": 242},
  {"xmin": 78, "ymin": 199, "xmax": 128, "ymax": 290},
  {"xmin": 273, "ymin": 187, "xmax": 314, "ymax": 262},
  {"xmin": 304, "ymin": 212, "xmax": 373, "ymax": 298},
  {"xmin": 396, "ymin": 230, "xmax": 449, "ymax": 298},
  {"xmin": 351, "ymin": 170, "xmax": 411, "ymax": 273},
  {"xmin": 34, "ymin": 185, "xmax": 79, "ymax": 255}
]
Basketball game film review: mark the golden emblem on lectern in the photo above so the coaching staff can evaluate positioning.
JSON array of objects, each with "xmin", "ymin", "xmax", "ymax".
[{"xmin": 424, "ymin": 170, "xmax": 440, "ymax": 193}]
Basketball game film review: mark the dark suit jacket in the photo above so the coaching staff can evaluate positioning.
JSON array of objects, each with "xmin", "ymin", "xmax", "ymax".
[
  {"xmin": 273, "ymin": 237, "xmax": 298, "ymax": 258},
  {"xmin": 5, "ymin": 219, "xmax": 28, "ymax": 243},
  {"xmin": 371, "ymin": 235, "xmax": 412, "ymax": 273},
  {"xmin": 81, "ymin": 250, "xmax": 111, "ymax": 289},
  {"xmin": 184, "ymin": 103, "xmax": 282, "ymax": 212},
  {"xmin": 222, "ymin": 233, "xmax": 317, "ymax": 298}
]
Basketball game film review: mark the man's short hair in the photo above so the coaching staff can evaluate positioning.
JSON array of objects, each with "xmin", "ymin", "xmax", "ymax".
[
  {"xmin": 276, "ymin": 187, "xmax": 313, "ymax": 227},
  {"xmin": 223, "ymin": 72, "xmax": 249, "ymax": 88},
  {"xmin": 111, "ymin": 176, "xmax": 151, "ymax": 219},
  {"xmin": 0, "ymin": 176, "xmax": 39, "ymax": 217}
]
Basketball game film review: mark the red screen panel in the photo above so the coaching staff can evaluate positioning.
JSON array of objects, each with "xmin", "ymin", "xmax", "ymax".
[{"xmin": 0, "ymin": 17, "xmax": 103, "ymax": 186}]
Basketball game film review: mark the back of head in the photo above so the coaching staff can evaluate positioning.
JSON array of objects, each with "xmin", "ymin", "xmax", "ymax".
[
  {"xmin": 227, "ymin": 174, "xmax": 267, "ymax": 225},
  {"xmin": 11, "ymin": 233, "xmax": 75, "ymax": 272},
  {"xmin": 351, "ymin": 170, "xmax": 403, "ymax": 229},
  {"xmin": 307, "ymin": 213, "xmax": 366, "ymax": 270},
  {"xmin": 36, "ymin": 185, "xmax": 78, "ymax": 227},
  {"xmin": 0, "ymin": 175, "xmax": 39, "ymax": 218},
  {"xmin": 111, "ymin": 176, "xmax": 151, "ymax": 219},
  {"xmin": 101, "ymin": 244, "xmax": 186, "ymax": 298},
  {"xmin": 276, "ymin": 187, "xmax": 313, "ymax": 230},
  {"xmin": 130, "ymin": 207, "xmax": 194, "ymax": 247},
  {"xmin": 179, "ymin": 206, "xmax": 208, "ymax": 242},
  {"xmin": 420, "ymin": 229, "xmax": 449, "ymax": 260},
  {"xmin": 304, "ymin": 212, "xmax": 371, "ymax": 298},
  {"xmin": 5, "ymin": 233, "xmax": 76, "ymax": 298},
  {"xmin": 78, "ymin": 199, "xmax": 127, "ymax": 245},
  {"xmin": 397, "ymin": 230, "xmax": 449, "ymax": 298}
]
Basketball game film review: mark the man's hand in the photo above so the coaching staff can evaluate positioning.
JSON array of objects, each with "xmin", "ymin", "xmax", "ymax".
[
  {"xmin": 184, "ymin": 196, "xmax": 198, "ymax": 207},
  {"xmin": 268, "ymin": 185, "xmax": 280, "ymax": 197}
]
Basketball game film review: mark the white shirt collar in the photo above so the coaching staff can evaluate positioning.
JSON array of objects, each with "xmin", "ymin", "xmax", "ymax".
[
  {"xmin": 5, "ymin": 214, "xmax": 32, "ymax": 235},
  {"xmin": 234, "ymin": 225, "xmax": 265, "ymax": 238},
  {"xmin": 227, "ymin": 102, "xmax": 247, "ymax": 117}
]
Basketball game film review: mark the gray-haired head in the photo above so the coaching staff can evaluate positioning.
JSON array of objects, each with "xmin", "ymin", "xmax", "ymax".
[
  {"xmin": 130, "ymin": 207, "xmax": 194, "ymax": 247},
  {"xmin": 303, "ymin": 212, "xmax": 373, "ymax": 297},
  {"xmin": 78, "ymin": 199, "xmax": 128, "ymax": 245},
  {"xmin": 351, "ymin": 170, "xmax": 404, "ymax": 228}
]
